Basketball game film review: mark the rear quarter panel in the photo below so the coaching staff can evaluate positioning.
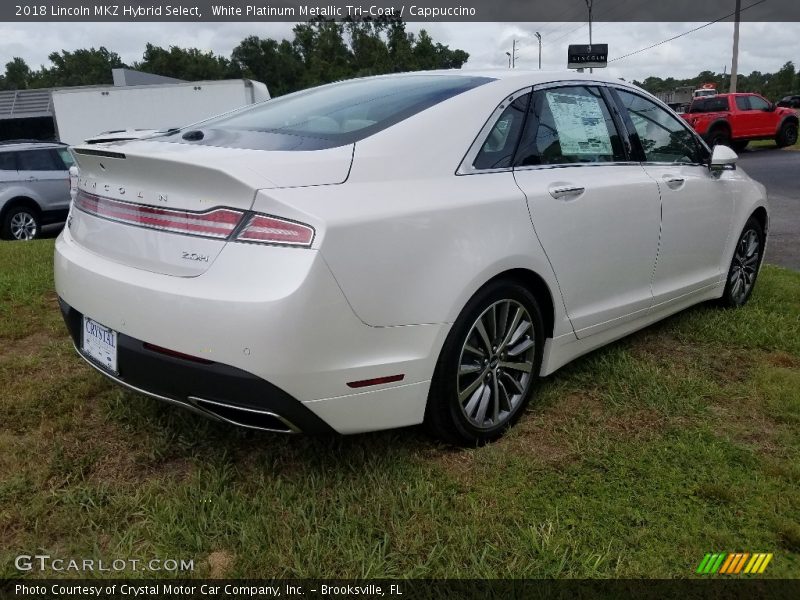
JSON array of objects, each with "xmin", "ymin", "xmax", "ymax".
[
  {"xmin": 271, "ymin": 81, "xmax": 570, "ymax": 335},
  {"xmin": 275, "ymin": 173, "xmax": 567, "ymax": 334}
]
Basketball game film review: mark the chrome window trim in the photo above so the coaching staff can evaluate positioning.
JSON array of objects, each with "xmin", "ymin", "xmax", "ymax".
[
  {"xmin": 456, "ymin": 85, "xmax": 532, "ymax": 176},
  {"xmin": 517, "ymin": 81, "xmax": 629, "ymax": 171},
  {"xmin": 640, "ymin": 161, "xmax": 708, "ymax": 168},
  {"xmin": 607, "ymin": 84, "xmax": 713, "ymax": 167},
  {"xmin": 512, "ymin": 161, "xmax": 642, "ymax": 173},
  {"xmin": 458, "ymin": 80, "xmax": 638, "ymax": 176},
  {"xmin": 457, "ymin": 80, "xmax": 714, "ymax": 176}
]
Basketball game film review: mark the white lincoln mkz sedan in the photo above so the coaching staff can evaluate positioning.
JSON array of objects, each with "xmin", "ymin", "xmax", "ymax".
[{"xmin": 55, "ymin": 70, "xmax": 768, "ymax": 444}]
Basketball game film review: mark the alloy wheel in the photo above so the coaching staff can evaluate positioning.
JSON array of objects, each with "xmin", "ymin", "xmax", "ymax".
[
  {"xmin": 10, "ymin": 211, "xmax": 37, "ymax": 241},
  {"xmin": 456, "ymin": 299, "xmax": 536, "ymax": 429},
  {"xmin": 729, "ymin": 228, "xmax": 760, "ymax": 304}
]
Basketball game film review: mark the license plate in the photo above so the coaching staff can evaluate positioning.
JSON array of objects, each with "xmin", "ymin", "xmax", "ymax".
[{"xmin": 82, "ymin": 316, "xmax": 118, "ymax": 374}]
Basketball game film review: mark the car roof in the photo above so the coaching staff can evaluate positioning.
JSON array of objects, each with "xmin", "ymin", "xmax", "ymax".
[
  {"xmin": 386, "ymin": 68, "xmax": 635, "ymax": 87},
  {"xmin": 357, "ymin": 69, "xmax": 651, "ymax": 101}
]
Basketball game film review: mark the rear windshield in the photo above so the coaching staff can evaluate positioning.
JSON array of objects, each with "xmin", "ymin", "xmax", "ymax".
[
  {"xmin": 163, "ymin": 74, "xmax": 494, "ymax": 151},
  {"xmin": 688, "ymin": 97, "xmax": 729, "ymax": 113}
]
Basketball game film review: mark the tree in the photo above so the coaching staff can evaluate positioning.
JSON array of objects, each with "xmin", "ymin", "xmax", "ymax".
[
  {"xmin": 346, "ymin": 18, "xmax": 391, "ymax": 76},
  {"xmin": 34, "ymin": 47, "xmax": 125, "ymax": 87},
  {"xmin": 231, "ymin": 36, "xmax": 303, "ymax": 97},
  {"xmin": 292, "ymin": 20, "xmax": 354, "ymax": 88},
  {"xmin": 135, "ymin": 44, "xmax": 237, "ymax": 81},
  {"xmin": 637, "ymin": 64, "xmax": 798, "ymax": 101},
  {"xmin": 3, "ymin": 57, "xmax": 32, "ymax": 90},
  {"xmin": 768, "ymin": 61, "xmax": 796, "ymax": 99},
  {"xmin": 2, "ymin": 20, "xmax": 470, "ymax": 95}
]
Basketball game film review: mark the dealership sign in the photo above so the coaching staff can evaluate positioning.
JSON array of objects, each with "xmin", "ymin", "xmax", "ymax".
[{"xmin": 568, "ymin": 44, "xmax": 609, "ymax": 69}]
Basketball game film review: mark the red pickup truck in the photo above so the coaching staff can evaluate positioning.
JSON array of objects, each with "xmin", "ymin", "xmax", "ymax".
[{"xmin": 681, "ymin": 92, "xmax": 798, "ymax": 151}]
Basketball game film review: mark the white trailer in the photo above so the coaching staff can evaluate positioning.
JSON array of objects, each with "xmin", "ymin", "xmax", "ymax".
[{"xmin": 51, "ymin": 79, "xmax": 270, "ymax": 145}]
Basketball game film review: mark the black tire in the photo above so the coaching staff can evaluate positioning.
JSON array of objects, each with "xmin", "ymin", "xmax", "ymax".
[
  {"xmin": 707, "ymin": 127, "xmax": 731, "ymax": 148},
  {"xmin": 0, "ymin": 205, "xmax": 40, "ymax": 241},
  {"xmin": 719, "ymin": 217, "xmax": 765, "ymax": 308},
  {"xmin": 775, "ymin": 121, "xmax": 798, "ymax": 148},
  {"xmin": 731, "ymin": 140, "xmax": 749, "ymax": 152},
  {"xmin": 425, "ymin": 280, "xmax": 544, "ymax": 445}
]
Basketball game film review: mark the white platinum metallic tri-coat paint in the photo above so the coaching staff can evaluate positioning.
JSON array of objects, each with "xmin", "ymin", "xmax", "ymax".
[{"xmin": 54, "ymin": 70, "xmax": 769, "ymax": 441}]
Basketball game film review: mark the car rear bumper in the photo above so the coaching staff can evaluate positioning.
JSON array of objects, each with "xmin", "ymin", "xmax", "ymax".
[
  {"xmin": 59, "ymin": 298, "xmax": 335, "ymax": 433},
  {"xmin": 54, "ymin": 227, "xmax": 446, "ymax": 434}
]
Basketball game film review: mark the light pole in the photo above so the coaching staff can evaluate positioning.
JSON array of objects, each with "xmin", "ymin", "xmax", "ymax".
[
  {"xmin": 534, "ymin": 31, "xmax": 542, "ymax": 69},
  {"xmin": 505, "ymin": 51, "xmax": 511, "ymax": 69},
  {"xmin": 585, "ymin": 0, "xmax": 594, "ymax": 74},
  {"xmin": 730, "ymin": 0, "xmax": 741, "ymax": 92}
]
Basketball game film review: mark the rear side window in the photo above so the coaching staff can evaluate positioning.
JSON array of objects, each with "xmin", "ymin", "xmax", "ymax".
[
  {"xmin": 18, "ymin": 149, "xmax": 62, "ymax": 171},
  {"xmin": 735, "ymin": 96, "xmax": 751, "ymax": 110},
  {"xmin": 689, "ymin": 97, "xmax": 729, "ymax": 113},
  {"xmin": 0, "ymin": 152, "xmax": 16, "ymax": 170},
  {"xmin": 616, "ymin": 89, "xmax": 704, "ymax": 164},
  {"xmin": 473, "ymin": 94, "xmax": 530, "ymax": 170},
  {"xmin": 56, "ymin": 148, "xmax": 75, "ymax": 168},
  {"xmin": 514, "ymin": 86, "xmax": 625, "ymax": 166}
]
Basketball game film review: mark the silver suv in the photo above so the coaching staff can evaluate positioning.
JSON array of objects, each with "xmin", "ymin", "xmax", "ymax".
[{"xmin": 0, "ymin": 141, "xmax": 74, "ymax": 241}]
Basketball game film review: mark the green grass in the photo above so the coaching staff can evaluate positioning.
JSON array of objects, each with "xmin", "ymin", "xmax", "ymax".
[
  {"xmin": 748, "ymin": 138, "xmax": 800, "ymax": 151},
  {"xmin": 1, "ymin": 239, "xmax": 799, "ymax": 579}
]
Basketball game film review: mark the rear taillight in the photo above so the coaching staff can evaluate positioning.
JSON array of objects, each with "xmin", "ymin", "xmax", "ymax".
[
  {"xmin": 75, "ymin": 191, "xmax": 242, "ymax": 239},
  {"xmin": 235, "ymin": 214, "xmax": 315, "ymax": 247},
  {"xmin": 73, "ymin": 190, "xmax": 315, "ymax": 247}
]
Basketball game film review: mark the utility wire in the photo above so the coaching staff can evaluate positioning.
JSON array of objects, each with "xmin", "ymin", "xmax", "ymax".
[
  {"xmin": 547, "ymin": 0, "xmax": 631, "ymax": 45},
  {"xmin": 610, "ymin": 0, "xmax": 768, "ymax": 63}
]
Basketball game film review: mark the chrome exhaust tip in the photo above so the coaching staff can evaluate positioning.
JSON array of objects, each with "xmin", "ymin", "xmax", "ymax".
[{"xmin": 189, "ymin": 397, "xmax": 300, "ymax": 434}]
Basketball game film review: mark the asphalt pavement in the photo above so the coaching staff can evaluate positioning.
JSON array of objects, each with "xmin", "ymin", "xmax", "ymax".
[{"xmin": 738, "ymin": 148, "xmax": 799, "ymax": 271}]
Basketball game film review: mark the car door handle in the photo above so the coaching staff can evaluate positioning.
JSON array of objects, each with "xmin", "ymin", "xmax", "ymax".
[
  {"xmin": 548, "ymin": 185, "xmax": 586, "ymax": 200},
  {"xmin": 662, "ymin": 176, "xmax": 685, "ymax": 189}
]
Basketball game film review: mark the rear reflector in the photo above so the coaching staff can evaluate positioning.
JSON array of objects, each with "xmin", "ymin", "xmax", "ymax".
[
  {"xmin": 347, "ymin": 374, "xmax": 405, "ymax": 389},
  {"xmin": 74, "ymin": 190, "xmax": 243, "ymax": 239},
  {"xmin": 142, "ymin": 342, "xmax": 214, "ymax": 364},
  {"xmin": 236, "ymin": 214, "xmax": 315, "ymax": 247}
]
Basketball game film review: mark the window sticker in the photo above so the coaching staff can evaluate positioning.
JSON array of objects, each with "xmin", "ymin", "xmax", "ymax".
[{"xmin": 545, "ymin": 91, "xmax": 613, "ymax": 156}]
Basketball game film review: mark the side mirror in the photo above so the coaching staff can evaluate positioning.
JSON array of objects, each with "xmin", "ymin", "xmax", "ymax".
[{"xmin": 710, "ymin": 145, "xmax": 738, "ymax": 172}]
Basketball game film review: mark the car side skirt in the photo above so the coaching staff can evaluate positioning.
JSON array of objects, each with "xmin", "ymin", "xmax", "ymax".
[{"xmin": 540, "ymin": 283, "xmax": 723, "ymax": 376}]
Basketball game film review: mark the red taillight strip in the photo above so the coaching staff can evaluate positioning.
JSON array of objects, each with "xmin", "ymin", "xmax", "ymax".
[{"xmin": 74, "ymin": 190, "xmax": 243, "ymax": 239}]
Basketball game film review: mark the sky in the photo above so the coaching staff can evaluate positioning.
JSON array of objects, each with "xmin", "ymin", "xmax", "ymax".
[{"xmin": 0, "ymin": 20, "xmax": 798, "ymax": 83}]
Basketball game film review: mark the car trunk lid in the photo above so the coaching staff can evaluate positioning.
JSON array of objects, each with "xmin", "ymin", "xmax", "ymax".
[{"xmin": 68, "ymin": 141, "xmax": 353, "ymax": 276}]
